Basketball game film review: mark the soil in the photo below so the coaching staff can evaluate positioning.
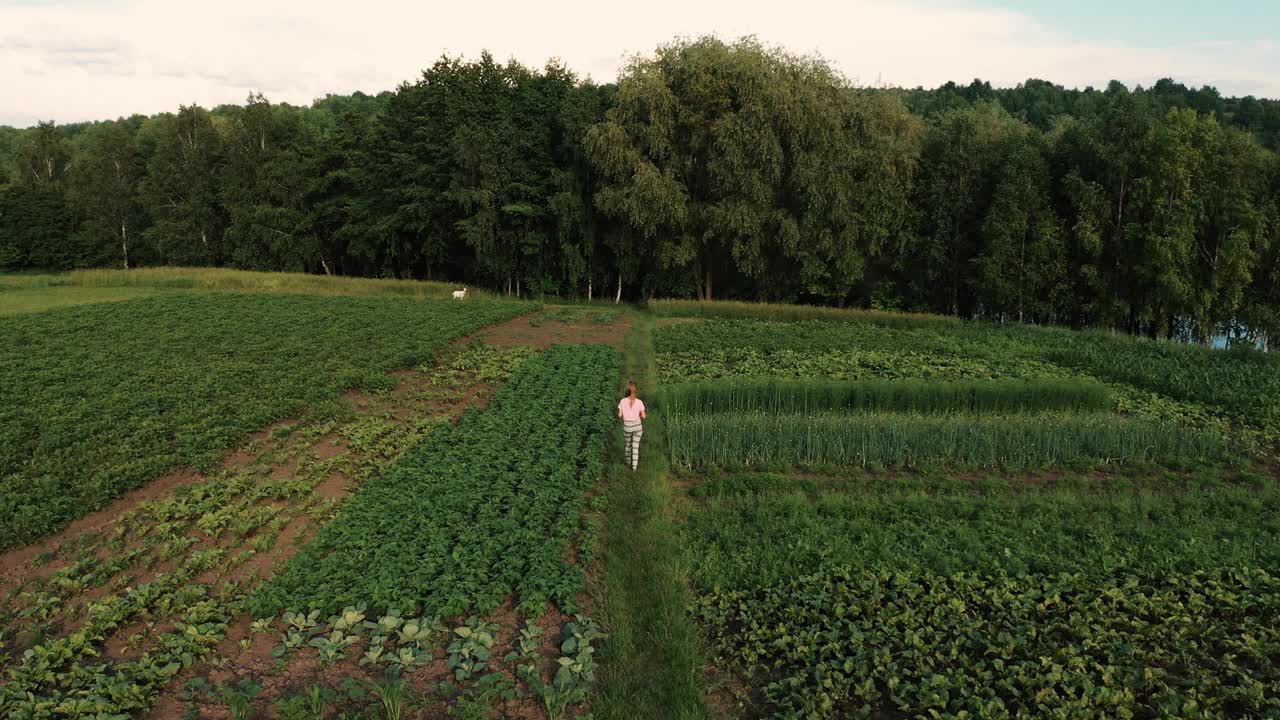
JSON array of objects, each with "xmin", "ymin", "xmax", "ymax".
[
  {"xmin": 470, "ymin": 312, "xmax": 630, "ymax": 350},
  {"xmin": 0, "ymin": 468, "xmax": 207, "ymax": 591},
  {"xmin": 144, "ymin": 597, "xmax": 586, "ymax": 720}
]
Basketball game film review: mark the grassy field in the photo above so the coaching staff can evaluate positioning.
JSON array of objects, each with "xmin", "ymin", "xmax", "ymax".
[
  {"xmin": 2, "ymin": 267, "xmax": 484, "ymax": 297},
  {"xmin": 1, "ymin": 284, "xmax": 1276, "ymax": 719},
  {"xmin": 0, "ymin": 268, "xmax": 493, "ymax": 317}
]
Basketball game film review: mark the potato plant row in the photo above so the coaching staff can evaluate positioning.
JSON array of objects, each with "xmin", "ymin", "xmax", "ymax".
[
  {"xmin": 694, "ymin": 568, "xmax": 1280, "ymax": 719},
  {"xmin": 682, "ymin": 473, "xmax": 1280, "ymax": 590},
  {"xmin": 0, "ymin": 293, "xmax": 530, "ymax": 550},
  {"xmin": 251, "ymin": 344, "xmax": 620, "ymax": 618}
]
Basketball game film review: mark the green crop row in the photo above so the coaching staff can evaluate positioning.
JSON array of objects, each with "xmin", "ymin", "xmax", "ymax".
[
  {"xmin": 661, "ymin": 378, "xmax": 1111, "ymax": 416},
  {"xmin": 650, "ymin": 299, "xmax": 962, "ymax": 329},
  {"xmin": 0, "ymin": 293, "xmax": 530, "ymax": 550},
  {"xmin": 1046, "ymin": 338, "xmax": 1280, "ymax": 431},
  {"xmin": 656, "ymin": 347, "xmax": 1075, "ymax": 384},
  {"xmin": 682, "ymin": 475, "xmax": 1280, "ymax": 590},
  {"xmin": 667, "ymin": 412, "xmax": 1231, "ymax": 469},
  {"xmin": 681, "ymin": 468, "xmax": 1280, "ymax": 717},
  {"xmin": 655, "ymin": 318, "xmax": 1280, "ymax": 434},
  {"xmin": 250, "ymin": 344, "xmax": 620, "ymax": 619},
  {"xmin": 694, "ymin": 567, "xmax": 1280, "ymax": 719}
]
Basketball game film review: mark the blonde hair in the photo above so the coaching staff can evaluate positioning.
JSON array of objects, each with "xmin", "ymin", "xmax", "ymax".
[{"xmin": 626, "ymin": 380, "xmax": 638, "ymax": 406}]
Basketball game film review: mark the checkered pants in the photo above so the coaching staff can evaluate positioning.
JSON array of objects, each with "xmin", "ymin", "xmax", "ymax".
[{"xmin": 623, "ymin": 420, "xmax": 643, "ymax": 469}]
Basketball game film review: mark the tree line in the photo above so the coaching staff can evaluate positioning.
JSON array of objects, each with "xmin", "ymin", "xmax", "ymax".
[{"xmin": 2, "ymin": 36, "xmax": 1278, "ymax": 343}]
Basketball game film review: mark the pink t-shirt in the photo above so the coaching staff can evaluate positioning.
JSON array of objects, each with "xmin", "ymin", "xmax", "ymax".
[{"xmin": 618, "ymin": 397, "xmax": 646, "ymax": 423}]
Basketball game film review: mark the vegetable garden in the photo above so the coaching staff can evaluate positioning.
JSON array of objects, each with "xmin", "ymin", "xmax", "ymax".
[
  {"xmin": 0, "ymin": 293, "xmax": 528, "ymax": 550},
  {"xmin": 2, "ymin": 286, "xmax": 1277, "ymax": 719},
  {"xmin": 656, "ymin": 310, "xmax": 1280, "ymax": 718},
  {"xmin": 0, "ymin": 292, "xmax": 623, "ymax": 719}
]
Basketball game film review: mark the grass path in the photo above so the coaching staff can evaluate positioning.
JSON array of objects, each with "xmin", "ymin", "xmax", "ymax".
[{"xmin": 594, "ymin": 312, "xmax": 711, "ymax": 720}]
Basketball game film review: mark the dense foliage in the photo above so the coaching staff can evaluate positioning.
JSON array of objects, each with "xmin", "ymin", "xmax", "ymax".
[
  {"xmin": 0, "ymin": 293, "xmax": 528, "ymax": 549},
  {"xmin": 684, "ymin": 472, "xmax": 1280, "ymax": 587},
  {"xmin": 696, "ymin": 568, "xmax": 1280, "ymax": 719},
  {"xmin": 250, "ymin": 344, "xmax": 619, "ymax": 618},
  {"xmin": 3, "ymin": 37, "xmax": 1278, "ymax": 342}
]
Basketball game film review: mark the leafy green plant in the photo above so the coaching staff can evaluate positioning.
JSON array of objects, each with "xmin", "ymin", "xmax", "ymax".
[
  {"xmin": 328, "ymin": 605, "xmax": 367, "ymax": 632},
  {"xmin": 504, "ymin": 620, "xmax": 543, "ymax": 674},
  {"xmin": 364, "ymin": 609, "xmax": 404, "ymax": 635},
  {"xmin": 251, "ymin": 346, "xmax": 620, "ymax": 619},
  {"xmin": 309, "ymin": 629, "xmax": 359, "ymax": 664},
  {"xmin": 394, "ymin": 617, "xmax": 432, "ymax": 646},
  {"xmin": 694, "ymin": 568, "xmax": 1280, "ymax": 718},
  {"xmin": 524, "ymin": 616, "xmax": 606, "ymax": 720},
  {"xmin": 273, "ymin": 629, "xmax": 308, "ymax": 658},
  {"xmin": 360, "ymin": 644, "xmax": 387, "ymax": 667},
  {"xmin": 447, "ymin": 616, "xmax": 499, "ymax": 681},
  {"xmin": 283, "ymin": 609, "xmax": 321, "ymax": 632}
]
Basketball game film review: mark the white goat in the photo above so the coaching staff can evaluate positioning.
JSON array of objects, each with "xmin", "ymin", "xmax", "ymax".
[{"xmin": 451, "ymin": 287, "xmax": 468, "ymax": 300}]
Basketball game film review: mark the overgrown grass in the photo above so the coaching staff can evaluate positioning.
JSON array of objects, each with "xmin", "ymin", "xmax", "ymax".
[
  {"xmin": 668, "ymin": 412, "xmax": 1231, "ymax": 469},
  {"xmin": 593, "ymin": 312, "xmax": 710, "ymax": 720},
  {"xmin": 1, "ymin": 267, "xmax": 490, "ymax": 299},
  {"xmin": 0, "ymin": 286, "xmax": 167, "ymax": 315},
  {"xmin": 661, "ymin": 377, "xmax": 1111, "ymax": 416}
]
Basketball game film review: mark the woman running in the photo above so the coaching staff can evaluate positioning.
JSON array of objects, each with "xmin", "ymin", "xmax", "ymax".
[{"xmin": 618, "ymin": 380, "xmax": 647, "ymax": 471}]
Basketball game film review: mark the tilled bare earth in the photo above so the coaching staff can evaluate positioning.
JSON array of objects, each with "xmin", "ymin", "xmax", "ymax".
[
  {"xmin": 471, "ymin": 307, "xmax": 630, "ymax": 350},
  {"xmin": 1, "ymin": 311, "xmax": 627, "ymax": 719}
]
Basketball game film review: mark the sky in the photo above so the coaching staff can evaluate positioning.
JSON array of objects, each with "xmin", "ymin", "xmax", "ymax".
[{"xmin": 1, "ymin": 0, "xmax": 1278, "ymax": 127}]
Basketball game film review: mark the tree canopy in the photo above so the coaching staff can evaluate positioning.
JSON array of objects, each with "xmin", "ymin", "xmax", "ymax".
[{"xmin": 1, "ymin": 36, "xmax": 1278, "ymax": 344}]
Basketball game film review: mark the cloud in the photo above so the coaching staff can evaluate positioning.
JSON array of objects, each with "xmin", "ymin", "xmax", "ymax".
[{"xmin": 0, "ymin": 0, "xmax": 1278, "ymax": 127}]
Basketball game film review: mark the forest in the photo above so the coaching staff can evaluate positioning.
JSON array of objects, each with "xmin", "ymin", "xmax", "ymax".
[{"xmin": 2, "ymin": 36, "xmax": 1279, "ymax": 342}]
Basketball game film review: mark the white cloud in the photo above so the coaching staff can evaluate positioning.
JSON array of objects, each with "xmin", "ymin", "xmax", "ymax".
[{"xmin": 0, "ymin": 0, "xmax": 1277, "ymax": 126}]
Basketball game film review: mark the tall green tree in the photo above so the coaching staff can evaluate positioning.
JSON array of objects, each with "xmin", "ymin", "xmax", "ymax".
[
  {"xmin": 221, "ymin": 93, "xmax": 317, "ymax": 271},
  {"xmin": 910, "ymin": 102, "xmax": 1028, "ymax": 315},
  {"xmin": 139, "ymin": 106, "xmax": 226, "ymax": 264},
  {"xmin": 16, "ymin": 121, "xmax": 72, "ymax": 187},
  {"xmin": 978, "ymin": 133, "xmax": 1065, "ymax": 321},
  {"xmin": 1191, "ymin": 126, "xmax": 1273, "ymax": 341},
  {"xmin": 69, "ymin": 122, "xmax": 142, "ymax": 268},
  {"xmin": 587, "ymin": 36, "xmax": 919, "ymax": 302},
  {"xmin": 1131, "ymin": 107, "xmax": 1213, "ymax": 337},
  {"xmin": 0, "ymin": 184, "xmax": 78, "ymax": 270}
]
